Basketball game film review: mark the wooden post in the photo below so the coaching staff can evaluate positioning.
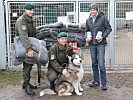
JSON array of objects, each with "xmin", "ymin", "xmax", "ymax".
[{"xmin": 37, "ymin": 63, "xmax": 41, "ymax": 85}]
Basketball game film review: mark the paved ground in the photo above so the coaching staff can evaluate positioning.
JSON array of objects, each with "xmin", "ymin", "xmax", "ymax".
[{"xmin": 1, "ymin": 68, "xmax": 133, "ymax": 100}]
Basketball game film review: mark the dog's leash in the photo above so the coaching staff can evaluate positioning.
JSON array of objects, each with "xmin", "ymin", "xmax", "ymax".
[{"xmin": 54, "ymin": 63, "xmax": 68, "ymax": 85}]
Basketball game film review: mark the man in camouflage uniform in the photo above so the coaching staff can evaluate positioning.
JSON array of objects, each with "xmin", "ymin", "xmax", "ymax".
[
  {"xmin": 15, "ymin": 3, "xmax": 37, "ymax": 95},
  {"xmin": 47, "ymin": 32, "xmax": 75, "ymax": 90}
]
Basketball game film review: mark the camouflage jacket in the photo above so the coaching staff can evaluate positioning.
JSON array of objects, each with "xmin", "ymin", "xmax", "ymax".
[
  {"xmin": 48, "ymin": 43, "xmax": 75, "ymax": 73},
  {"xmin": 15, "ymin": 13, "xmax": 36, "ymax": 51}
]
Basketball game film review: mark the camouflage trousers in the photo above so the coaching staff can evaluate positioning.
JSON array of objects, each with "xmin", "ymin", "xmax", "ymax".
[{"xmin": 23, "ymin": 62, "xmax": 33, "ymax": 85}]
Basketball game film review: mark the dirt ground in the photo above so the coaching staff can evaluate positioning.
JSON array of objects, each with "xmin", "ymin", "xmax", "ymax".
[{"xmin": 1, "ymin": 69, "xmax": 133, "ymax": 100}]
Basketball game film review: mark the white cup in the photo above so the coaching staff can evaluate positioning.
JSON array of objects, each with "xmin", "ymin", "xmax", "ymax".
[
  {"xmin": 86, "ymin": 31, "xmax": 92, "ymax": 40},
  {"xmin": 96, "ymin": 31, "xmax": 102, "ymax": 40}
]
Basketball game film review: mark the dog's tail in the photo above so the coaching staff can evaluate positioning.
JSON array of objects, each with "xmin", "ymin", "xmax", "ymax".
[{"xmin": 40, "ymin": 89, "xmax": 56, "ymax": 96}]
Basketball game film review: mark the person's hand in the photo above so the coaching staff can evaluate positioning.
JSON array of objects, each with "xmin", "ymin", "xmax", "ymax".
[
  {"xmin": 97, "ymin": 37, "xmax": 103, "ymax": 42},
  {"xmin": 62, "ymin": 68, "xmax": 68, "ymax": 76},
  {"xmin": 26, "ymin": 50, "xmax": 34, "ymax": 57},
  {"xmin": 86, "ymin": 37, "xmax": 92, "ymax": 42}
]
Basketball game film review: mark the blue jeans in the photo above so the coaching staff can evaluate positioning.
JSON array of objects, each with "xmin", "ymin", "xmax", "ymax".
[{"xmin": 90, "ymin": 44, "xmax": 107, "ymax": 86}]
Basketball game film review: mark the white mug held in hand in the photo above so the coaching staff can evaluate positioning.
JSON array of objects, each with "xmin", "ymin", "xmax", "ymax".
[
  {"xmin": 96, "ymin": 31, "xmax": 102, "ymax": 40},
  {"xmin": 86, "ymin": 31, "xmax": 92, "ymax": 40},
  {"xmin": 86, "ymin": 31, "xmax": 92, "ymax": 46}
]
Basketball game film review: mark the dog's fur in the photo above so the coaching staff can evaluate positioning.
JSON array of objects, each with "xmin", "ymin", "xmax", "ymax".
[{"xmin": 40, "ymin": 54, "xmax": 84, "ymax": 96}]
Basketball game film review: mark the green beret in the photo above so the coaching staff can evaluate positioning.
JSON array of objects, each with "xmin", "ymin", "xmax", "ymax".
[
  {"xmin": 57, "ymin": 32, "xmax": 67, "ymax": 38},
  {"xmin": 24, "ymin": 3, "xmax": 35, "ymax": 10}
]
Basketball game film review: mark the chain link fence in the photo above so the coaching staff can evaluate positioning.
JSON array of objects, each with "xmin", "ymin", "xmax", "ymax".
[{"xmin": 4, "ymin": 0, "xmax": 133, "ymax": 68}]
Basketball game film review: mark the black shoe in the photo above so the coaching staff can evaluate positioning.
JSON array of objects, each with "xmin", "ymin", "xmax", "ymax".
[
  {"xmin": 101, "ymin": 86, "xmax": 108, "ymax": 90},
  {"xmin": 89, "ymin": 82, "xmax": 100, "ymax": 87},
  {"xmin": 25, "ymin": 84, "xmax": 35, "ymax": 95},
  {"xmin": 22, "ymin": 83, "xmax": 37, "ymax": 89},
  {"xmin": 50, "ymin": 82, "xmax": 55, "ymax": 90},
  {"xmin": 29, "ymin": 84, "xmax": 37, "ymax": 89}
]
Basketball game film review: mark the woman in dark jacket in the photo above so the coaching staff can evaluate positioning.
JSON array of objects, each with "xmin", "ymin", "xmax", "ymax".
[{"xmin": 86, "ymin": 3, "xmax": 112, "ymax": 90}]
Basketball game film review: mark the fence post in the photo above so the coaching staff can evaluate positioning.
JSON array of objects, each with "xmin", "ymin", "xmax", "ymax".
[
  {"xmin": 0, "ymin": 0, "xmax": 6, "ymax": 69},
  {"xmin": 109, "ymin": 0, "xmax": 115, "ymax": 67}
]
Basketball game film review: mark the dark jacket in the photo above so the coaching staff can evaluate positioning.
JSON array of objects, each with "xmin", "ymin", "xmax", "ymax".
[
  {"xmin": 15, "ymin": 13, "xmax": 36, "ymax": 51},
  {"xmin": 48, "ymin": 43, "xmax": 75, "ymax": 73},
  {"xmin": 86, "ymin": 12, "xmax": 112, "ymax": 45}
]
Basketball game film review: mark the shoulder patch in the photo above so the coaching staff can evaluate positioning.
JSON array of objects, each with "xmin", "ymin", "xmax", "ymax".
[
  {"xmin": 51, "ymin": 55, "xmax": 55, "ymax": 60},
  {"xmin": 22, "ymin": 25, "xmax": 27, "ymax": 30}
]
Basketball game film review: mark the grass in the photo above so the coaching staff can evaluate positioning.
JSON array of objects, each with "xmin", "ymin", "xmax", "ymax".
[
  {"xmin": 0, "ymin": 70, "xmax": 47, "ymax": 88},
  {"xmin": 0, "ymin": 70, "xmax": 22, "ymax": 88}
]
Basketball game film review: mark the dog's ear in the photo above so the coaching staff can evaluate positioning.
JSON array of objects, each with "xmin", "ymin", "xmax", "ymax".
[
  {"xmin": 71, "ymin": 54, "xmax": 76, "ymax": 61},
  {"xmin": 68, "ymin": 56, "xmax": 72, "ymax": 60}
]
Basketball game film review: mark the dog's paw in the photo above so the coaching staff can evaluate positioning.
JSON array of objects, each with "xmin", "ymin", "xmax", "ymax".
[
  {"xmin": 40, "ymin": 91, "xmax": 44, "ymax": 97},
  {"xmin": 76, "ymin": 92, "xmax": 82, "ymax": 96},
  {"xmin": 58, "ymin": 93, "xmax": 72, "ymax": 96},
  {"xmin": 65, "ymin": 93, "xmax": 72, "ymax": 96},
  {"xmin": 79, "ymin": 88, "xmax": 83, "ymax": 92}
]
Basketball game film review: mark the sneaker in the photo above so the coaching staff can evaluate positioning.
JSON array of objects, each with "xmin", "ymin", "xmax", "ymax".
[
  {"xmin": 101, "ymin": 86, "xmax": 108, "ymax": 90},
  {"xmin": 89, "ymin": 82, "xmax": 100, "ymax": 87}
]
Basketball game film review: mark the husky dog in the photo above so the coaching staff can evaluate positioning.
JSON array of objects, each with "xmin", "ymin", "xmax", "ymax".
[{"xmin": 40, "ymin": 54, "xmax": 84, "ymax": 96}]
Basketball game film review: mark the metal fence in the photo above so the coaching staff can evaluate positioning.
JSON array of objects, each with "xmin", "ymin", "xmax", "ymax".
[
  {"xmin": 114, "ymin": 0, "xmax": 133, "ymax": 67},
  {"xmin": 0, "ymin": 0, "xmax": 6, "ymax": 69},
  {"xmin": 4, "ymin": 0, "xmax": 133, "ymax": 68}
]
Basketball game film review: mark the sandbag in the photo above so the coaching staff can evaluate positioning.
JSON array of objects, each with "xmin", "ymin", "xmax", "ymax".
[
  {"xmin": 36, "ymin": 22, "xmax": 63, "ymax": 30},
  {"xmin": 12, "ymin": 37, "xmax": 48, "ymax": 66}
]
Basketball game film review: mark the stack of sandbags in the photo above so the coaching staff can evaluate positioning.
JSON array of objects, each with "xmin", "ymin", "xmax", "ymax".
[
  {"xmin": 36, "ymin": 22, "xmax": 63, "ymax": 49},
  {"xmin": 35, "ymin": 22, "xmax": 86, "ymax": 49},
  {"xmin": 62, "ymin": 23, "xmax": 86, "ymax": 47}
]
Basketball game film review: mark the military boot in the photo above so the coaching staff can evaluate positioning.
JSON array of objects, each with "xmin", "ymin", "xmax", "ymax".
[
  {"xmin": 50, "ymin": 82, "xmax": 55, "ymax": 91},
  {"xmin": 29, "ymin": 83, "xmax": 37, "ymax": 89},
  {"xmin": 22, "ymin": 83, "xmax": 37, "ymax": 89},
  {"xmin": 25, "ymin": 84, "xmax": 35, "ymax": 95}
]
